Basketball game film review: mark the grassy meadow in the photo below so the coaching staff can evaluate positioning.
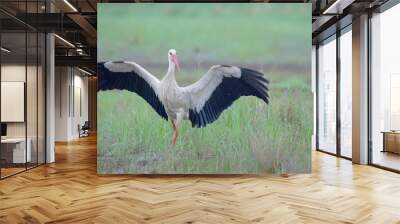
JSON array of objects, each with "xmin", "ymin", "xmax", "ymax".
[{"xmin": 97, "ymin": 4, "xmax": 312, "ymax": 174}]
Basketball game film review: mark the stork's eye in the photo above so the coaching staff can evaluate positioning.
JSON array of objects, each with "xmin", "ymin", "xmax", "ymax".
[{"xmin": 169, "ymin": 52, "xmax": 172, "ymax": 55}]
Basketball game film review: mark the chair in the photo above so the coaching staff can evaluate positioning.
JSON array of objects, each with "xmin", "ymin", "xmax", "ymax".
[{"xmin": 78, "ymin": 121, "xmax": 90, "ymax": 138}]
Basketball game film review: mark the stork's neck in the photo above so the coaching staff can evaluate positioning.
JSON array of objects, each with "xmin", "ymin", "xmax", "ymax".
[{"xmin": 166, "ymin": 60, "xmax": 177, "ymax": 81}]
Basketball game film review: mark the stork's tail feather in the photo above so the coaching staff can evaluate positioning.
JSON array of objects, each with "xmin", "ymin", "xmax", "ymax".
[{"xmin": 239, "ymin": 67, "xmax": 270, "ymax": 104}]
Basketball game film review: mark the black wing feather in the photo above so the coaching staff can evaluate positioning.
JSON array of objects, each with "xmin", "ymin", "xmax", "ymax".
[
  {"xmin": 189, "ymin": 67, "xmax": 269, "ymax": 128},
  {"xmin": 97, "ymin": 62, "xmax": 168, "ymax": 120}
]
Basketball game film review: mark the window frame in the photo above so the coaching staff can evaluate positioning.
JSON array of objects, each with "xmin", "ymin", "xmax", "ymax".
[{"xmin": 315, "ymin": 23, "xmax": 353, "ymax": 160}]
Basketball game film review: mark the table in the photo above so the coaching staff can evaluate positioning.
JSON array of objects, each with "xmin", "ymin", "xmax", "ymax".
[
  {"xmin": 381, "ymin": 131, "xmax": 400, "ymax": 154},
  {"xmin": 1, "ymin": 138, "xmax": 31, "ymax": 163}
]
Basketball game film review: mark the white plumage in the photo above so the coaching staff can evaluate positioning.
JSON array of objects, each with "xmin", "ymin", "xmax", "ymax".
[{"xmin": 98, "ymin": 49, "xmax": 269, "ymax": 145}]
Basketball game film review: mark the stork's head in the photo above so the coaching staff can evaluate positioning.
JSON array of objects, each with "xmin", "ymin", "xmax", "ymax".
[{"xmin": 168, "ymin": 49, "xmax": 180, "ymax": 72}]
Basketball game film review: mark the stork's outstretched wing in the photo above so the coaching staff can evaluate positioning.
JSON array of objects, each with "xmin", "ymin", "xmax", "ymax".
[
  {"xmin": 98, "ymin": 61, "xmax": 168, "ymax": 120},
  {"xmin": 181, "ymin": 65, "xmax": 269, "ymax": 128}
]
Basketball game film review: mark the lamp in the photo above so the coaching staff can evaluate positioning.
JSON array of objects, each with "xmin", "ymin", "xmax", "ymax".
[
  {"xmin": 63, "ymin": 0, "xmax": 78, "ymax": 12},
  {"xmin": 1, "ymin": 47, "xmax": 11, "ymax": 53},
  {"xmin": 54, "ymin": 34, "xmax": 75, "ymax": 48}
]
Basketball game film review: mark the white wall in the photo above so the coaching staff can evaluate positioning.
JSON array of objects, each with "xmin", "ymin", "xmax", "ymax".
[
  {"xmin": 1, "ymin": 63, "xmax": 46, "ymax": 164},
  {"xmin": 1, "ymin": 82, "xmax": 25, "ymax": 122},
  {"xmin": 71, "ymin": 73, "xmax": 89, "ymax": 138},
  {"xmin": 1, "ymin": 65, "xmax": 41, "ymax": 137},
  {"xmin": 55, "ymin": 67, "xmax": 89, "ymax": 141},
  {"xmin": 55, "ymin": 67, "xmax": 69, "ymax": 141},
  {"xmin": 1, "ymin": 65, "xmax": 26, "ymax": 139}
]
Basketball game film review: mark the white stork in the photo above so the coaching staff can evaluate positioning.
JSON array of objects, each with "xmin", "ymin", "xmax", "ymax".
[{"xmin": 98, "ymin": 49, "xmax": 269, "ymax": 146}]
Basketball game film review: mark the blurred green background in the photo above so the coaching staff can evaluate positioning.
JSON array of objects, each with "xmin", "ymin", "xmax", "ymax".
[
  {"xmin": 98, "ymin": 4, "xmax": 310, "ymax": 65},
  {"xmin": 97, "ymin": 3, "xmax": 312, "ymax": 174}
]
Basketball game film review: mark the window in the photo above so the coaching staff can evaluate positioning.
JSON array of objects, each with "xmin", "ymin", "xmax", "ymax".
[
  {"xmin": 370, "ymin": 3, "xmax": 400, "ymax": 171},
  {"xmin": 340, "ymin": 28, "xmax": 352, "ymax": 158},
  {"xmin": 0, "ymin": 1, "xmax": 47, "ymax": 179},
  {"xmin": 317, "ymin": 36, "xmax": 337, "ymax": 154}
]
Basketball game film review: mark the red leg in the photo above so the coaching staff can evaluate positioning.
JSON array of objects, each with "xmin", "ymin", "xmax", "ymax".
[{"xmin": 171, "ymin": 120, "xmax": 178, "ymax": 146}]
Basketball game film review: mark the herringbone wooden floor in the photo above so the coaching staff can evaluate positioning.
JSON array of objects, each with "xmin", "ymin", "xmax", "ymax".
[{"xmin": 1, "ymin": 135, "xmax": 400, "ymax": 224}]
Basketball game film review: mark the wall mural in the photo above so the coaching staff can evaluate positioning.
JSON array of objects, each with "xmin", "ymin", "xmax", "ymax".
[{"xmin": 97, "ymin": 3, "xmax": 312, "ymax": 174}]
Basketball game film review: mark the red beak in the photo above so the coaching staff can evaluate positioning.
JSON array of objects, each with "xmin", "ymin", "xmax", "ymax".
[{"xmin": 171, "ymin": 54, "xmax": 180, "ymax": 71}]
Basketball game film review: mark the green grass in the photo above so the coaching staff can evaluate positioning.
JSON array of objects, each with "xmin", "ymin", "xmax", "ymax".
[{"xmin": 97, "ymin": 71, "xmax": 312, "ymax": 174}]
